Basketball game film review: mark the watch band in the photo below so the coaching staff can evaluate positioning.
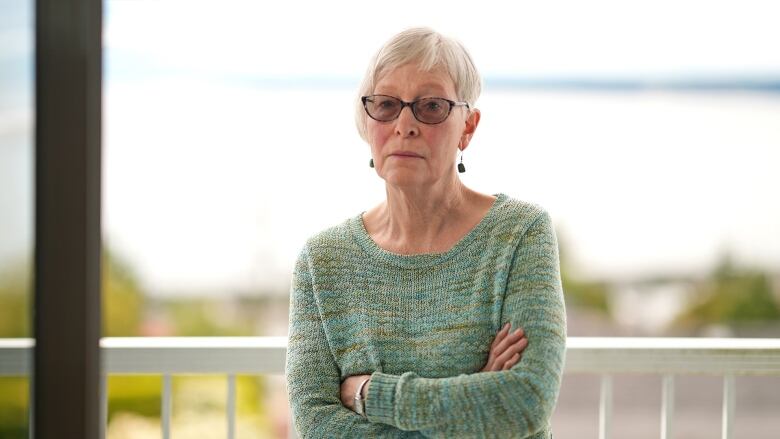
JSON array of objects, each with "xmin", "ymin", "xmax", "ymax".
[{"xmin": 354, "ymin": 377, "xmax": 371, "ymax": 417}]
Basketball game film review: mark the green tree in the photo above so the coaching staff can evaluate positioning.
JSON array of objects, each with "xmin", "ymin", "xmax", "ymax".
[{"xmin": 675, "ymin": 254, "xmax": 780, "ymax": 330}]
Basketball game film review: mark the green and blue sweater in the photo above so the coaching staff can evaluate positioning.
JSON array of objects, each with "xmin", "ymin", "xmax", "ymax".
[{"xmin": 286, "ymin": 193, "xmax": 567, "ymax": 438}]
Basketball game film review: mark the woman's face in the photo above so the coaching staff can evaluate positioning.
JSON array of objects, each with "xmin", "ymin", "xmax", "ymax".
[{"xmin": 366, "ymin": 63, "xmax": 479, "ymax": 189}]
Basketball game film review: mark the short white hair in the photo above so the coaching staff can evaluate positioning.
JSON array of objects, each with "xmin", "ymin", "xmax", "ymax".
[{"xmin": 355, "ymin": 27, "xmax": 482, "ymax": 142}]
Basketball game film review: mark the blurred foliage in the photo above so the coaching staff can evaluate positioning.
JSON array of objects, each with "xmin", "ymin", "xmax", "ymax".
[
  {"xmin": 166, "ymin": 299, "xmax": 255, "ymax": 336},
  {"xmin": 106, "ymin": 374, "xmax": 267, "ymax": 421},
  {"xmin": 561, "ymin": 276, "xmax": 611, "ymax": 313},
  {"xmin": 103, "ymin": 248, "xmax": 145, "ymax": 336},
  {"xmin": 170, "ymin": 375, "xmax": 266, "ymax": 417},
  {"xmin": 0, "ymin": 258, "xmax": 31, "ymax": 337},
  {"xmin": 0, "ymin": 260, "xmax": 33, "ymax": 438},
  {"xmin": 0, "ymin": 378, "xmax": 28, "ymax": 439},
  {"xmin": 108, "ymin": 376, "xmax": 162, "ymax": 420},
  {"xmin": 557, "ymin": 230, "xmax": 610, "ymax": 313},
  {"xmin": 674, "ymin": 254, "xmax": 780, "ymax": 330},
  {"xmin": 0, "ymin": 249, "xmax": 146, "ymax": 338}
]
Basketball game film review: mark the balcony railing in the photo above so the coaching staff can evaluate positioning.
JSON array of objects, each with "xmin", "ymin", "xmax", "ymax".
[{"xmin": 2, "ymin": 337, "xmax": 780, "ymax": 439}]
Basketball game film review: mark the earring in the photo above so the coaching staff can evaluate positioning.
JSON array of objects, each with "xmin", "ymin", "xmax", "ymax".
[
  {"xmin": 369, "ymin": 158, "xmax": 374, "ymax": 168},
  {"xmin": 457, "ymin": 151, "xmax": 466, "ymax": 173}
]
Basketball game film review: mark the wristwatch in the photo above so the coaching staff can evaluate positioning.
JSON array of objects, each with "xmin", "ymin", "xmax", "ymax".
[{"xmin": 354, "ymin": 377, "xmax": 371, "ymax": 417}]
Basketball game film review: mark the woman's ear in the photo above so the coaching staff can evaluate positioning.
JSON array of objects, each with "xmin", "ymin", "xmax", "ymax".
[{"xmin": 460, "ymin": 108, "xmax": 481, "ymax": 150}]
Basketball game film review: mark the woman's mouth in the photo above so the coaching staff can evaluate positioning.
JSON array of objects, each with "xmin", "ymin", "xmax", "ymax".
[{"xmin": 390, "ymin": 152, "xmax": 423, "ymax": 158}]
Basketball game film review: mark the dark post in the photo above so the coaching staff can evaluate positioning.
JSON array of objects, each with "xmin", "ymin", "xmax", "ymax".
[{"xmin": 34, "ymin": 0, "xmax": 102, "ymax": 437}]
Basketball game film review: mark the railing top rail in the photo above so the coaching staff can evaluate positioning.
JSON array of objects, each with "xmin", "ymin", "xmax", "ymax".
[
  {"xmin": 568, "ymin": 337, "xmax": 780, "ymax": 350},
  {"xmin": 101, "ymin": 336, "xmax": 289, "ymax": 349},
  {"xmin": 4, "ymin": 336, "xmax": 779, "ymax": 349},
  {"xmin": 0, "ymin": 339, "xmax": 34, "ymax": 348},
  {"xmin": 565, "ymin": 337, "xmax": 780, "ymax": 375},
  {"xmin": 2, "ymin": 337, "xmax": 780, "ymax": 375}
]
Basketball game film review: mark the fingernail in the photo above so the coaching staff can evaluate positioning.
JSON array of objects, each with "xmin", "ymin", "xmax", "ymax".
[
  {"xmin": 513, "ymin": 328, "xmax": 523, "ymax": 335},
  {"xmin": 503, "ymin": 323, "xmax": 510, "ymax": 330}
]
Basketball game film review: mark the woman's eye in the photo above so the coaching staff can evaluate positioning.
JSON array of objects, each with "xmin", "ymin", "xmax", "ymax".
[{"xmin": 422, "ymin": 101, "xmax": 442, "ymax": 112}]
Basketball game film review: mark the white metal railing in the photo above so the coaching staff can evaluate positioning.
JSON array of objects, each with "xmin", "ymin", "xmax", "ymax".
[
  {"xmin": 564, "ymin": 337, "xmax": 780, "ymax": 439},
  {"xmin": 2, "ymin": 337, "xmax": 780, "ymax": 439}
]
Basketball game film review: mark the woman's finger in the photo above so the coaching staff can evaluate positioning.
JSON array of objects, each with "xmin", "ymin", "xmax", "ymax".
[
  {"xmin": 482, "ymin": 325, "xmax": 526, "ymax": 372},
  {"xmin": 502, "ymin": 353, "xmax": 520, "ymax": 370},
  {"xmin": 484, "ymin": 337, "xmax": 526, "ymax": 372},
  {"xmin": 492, "ymin": 337, "xmax": 528, "ymax": 370},
  {"xmin": 492, "ymin": 327, "xmax": 525, "ymax": 358},
  {"xmin": 483, "ymin": 324, "xmax": 511, "ymax": 371},
  {"xmin": 492, "ymin": 338, "xmax": 526, "ymax": 368},
  {"xmin": 490, "ymin": 322, "xmax": 511, "ymax": 350}
]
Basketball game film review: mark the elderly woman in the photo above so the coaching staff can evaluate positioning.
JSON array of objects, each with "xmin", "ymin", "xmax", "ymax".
[{"xmin": 286, "ymin": 28, "xmax": 566, "ymax": 438}]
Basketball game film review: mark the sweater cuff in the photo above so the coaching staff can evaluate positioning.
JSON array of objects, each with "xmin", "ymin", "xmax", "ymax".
[{"xmin": 365, "ymin": 372, "xmax": 399, "ymax": 426}]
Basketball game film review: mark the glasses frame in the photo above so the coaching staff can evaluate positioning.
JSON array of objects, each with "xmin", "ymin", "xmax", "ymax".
[{"xmin": 361, "ymin": 94, "xmax": 470, "ymax": 125}]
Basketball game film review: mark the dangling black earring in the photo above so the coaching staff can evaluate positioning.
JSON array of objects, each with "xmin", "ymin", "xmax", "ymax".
[
  {"xmin": 369, "ymin": 158, "xmax": 374, "ymax": 168},
  {"xmin": 457, "ymin": 151, "xmax": 466, "ymax": 173}
]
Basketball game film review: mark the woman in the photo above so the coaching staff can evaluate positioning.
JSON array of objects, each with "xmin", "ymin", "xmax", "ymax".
[{"xmin": 286, "ymin": 27, "xmax": 566, "ymax": 438}]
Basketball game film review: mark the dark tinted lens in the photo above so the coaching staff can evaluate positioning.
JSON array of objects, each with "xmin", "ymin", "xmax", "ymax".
[
  {"xmin": 365, "ymin": 95, "xmax": 402, "ymax": 121},
  {"xmin": 413, "ymin": 98, "xmax": 450, "ymax": 123}
]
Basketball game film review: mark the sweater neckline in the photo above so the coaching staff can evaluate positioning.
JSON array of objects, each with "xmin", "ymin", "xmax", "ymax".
[{"xmin": 349, "ymin": 193, "xmax": 506, "ymax": 268}]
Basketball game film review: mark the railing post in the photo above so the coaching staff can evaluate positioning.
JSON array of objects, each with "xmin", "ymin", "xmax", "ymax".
[
  {"xmin": 599, "ymin": 374, "xmax": 612, "ymax": 439},
  {"xmin": 227, "ymin": 374, "xmax": 236, "ymax": 439},
  {"xmin": 162, "ymin": 374, "xmax": 172, "ymax": 439},
  {"xmin": 722, "ymin": 375, "xmax": 735, "ymax": 439},
  {"xmin": 28, "ymin": 376, "xmax": 34, "ymax": 439},
  {"xmin": 100, "ymin": 372, "xmax": 108, "ymax": 439},
  {"xmin": 661, "ymin": 375, "xmax": 674, "ymax": 439}
]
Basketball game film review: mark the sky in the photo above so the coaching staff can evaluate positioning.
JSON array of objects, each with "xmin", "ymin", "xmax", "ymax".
[
  {"xmin": 2, "ymin": 0, "xmax": 780, "ymax": 295},
  {"xmin": 101, "ymin": 0, "xmax": 780, "ymax": 78}
]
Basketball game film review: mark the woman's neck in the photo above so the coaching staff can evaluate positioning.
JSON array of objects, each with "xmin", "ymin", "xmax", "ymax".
[{"xmin": 364, "ymin": 181, "xmax": 490, "ymax": 255}]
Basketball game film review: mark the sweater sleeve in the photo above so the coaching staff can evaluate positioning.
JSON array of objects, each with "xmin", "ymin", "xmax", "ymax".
[
  {"xmin": 285, "ymin": 246, "xmax": 425, "ymax": 439},
  {"xmin": 364, "ymin": 211, "xmax": 567, "ymax": 438}
]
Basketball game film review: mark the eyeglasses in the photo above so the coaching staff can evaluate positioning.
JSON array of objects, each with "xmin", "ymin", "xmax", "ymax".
[{"xmin": 361, "ymin": 95, "xmax": 470, "ymax": 125}]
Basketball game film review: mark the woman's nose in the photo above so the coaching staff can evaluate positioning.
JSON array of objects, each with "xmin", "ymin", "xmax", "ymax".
[{"xmin": 394, "ymin": 106, "xmax": 419, "ymax": 137}]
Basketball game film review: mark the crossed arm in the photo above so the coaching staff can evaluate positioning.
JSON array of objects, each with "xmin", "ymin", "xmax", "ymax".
[
  {"xmin": 340, "ymin": 322, "xmax": 528, "ymax": 410},
  {"xmin": 286, "ymin": 212, "xmax": 566, "ymax": 438}
]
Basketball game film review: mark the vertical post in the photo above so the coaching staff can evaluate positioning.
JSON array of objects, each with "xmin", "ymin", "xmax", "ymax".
[
  {"xmin": 661, "ymin": 375, "xmax": 675, "ymax": 439},
  {"xmin": 34, "ymin": 0, "xmax": 102, "ymax": 438},
  {"xmin": 227, "ymin": 374, "xmax": 236, "ymax": 439},
  {"xmin": 162, "ymin": 374, "xmax": 172, "ymax": 439},
  {"xmin": 28, "ymin": 376, "xmax": 34, "ymax": 439},
  {"xmin": 101, "ymin": 370, "xmax": 109, "ymax": 438},
  {"xmin": 722, "ymin": 375, "xmax": 735, "ymax": 439},
  {"xmin": 599, "ymin": 374, "xmax": 612, "ymax": 439}
]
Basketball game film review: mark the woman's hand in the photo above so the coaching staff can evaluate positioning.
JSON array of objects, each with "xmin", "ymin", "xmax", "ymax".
[
  {"xmin": 340, "ymin": 374, "xmax": 372, "ymax": 411},
  {"xmin": 481, "ymin": 323, "xmax": 528, "ymax": 372}
]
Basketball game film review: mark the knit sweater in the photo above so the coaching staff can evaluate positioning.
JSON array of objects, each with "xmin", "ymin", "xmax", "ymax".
[{"xmin": 285, "ymin": 193, "xmax": 567, "ymax": 438}]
